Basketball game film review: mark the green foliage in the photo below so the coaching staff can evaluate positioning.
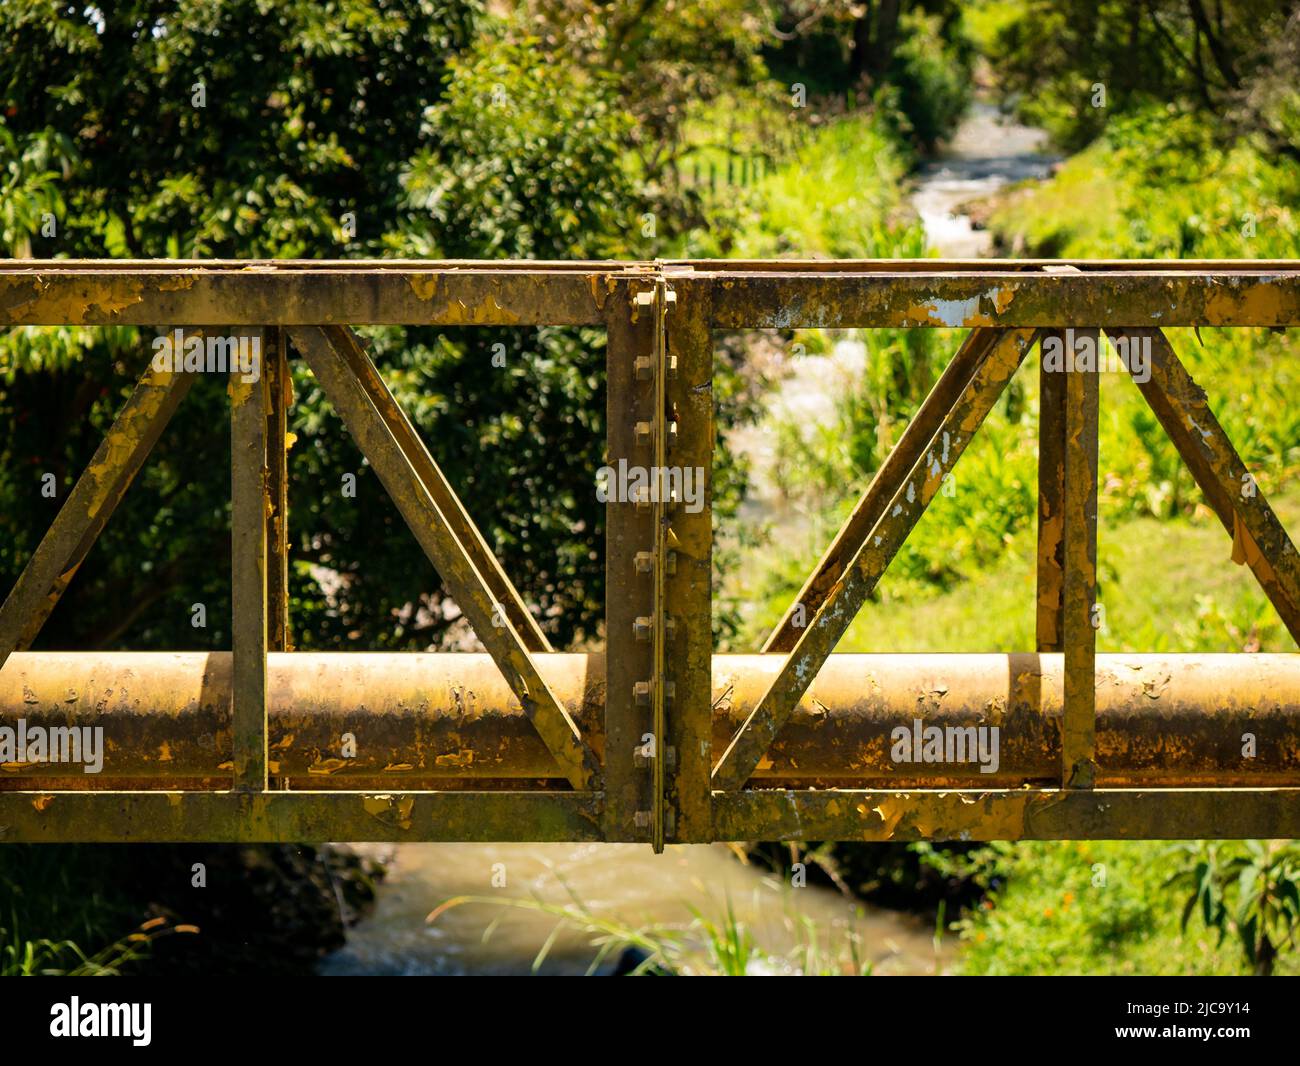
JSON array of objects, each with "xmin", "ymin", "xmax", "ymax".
[
  {"xmin": 0, "ymin": 126, "xmax": 73, "ymax": 257},
  {"xmin": 948, "ymin": 841, "xmax": 1299, "ymax": 975},
  {"xmin": 0, "ymin": 1, "xmax": 666, "ymax": 651},
  {"xmin": 0, "ymin": 845, "xmax": 139, "ymax": 974},
  {"xmin": 877, "ymin": 9, "xmax": 974, "ymax": 150},
  {"xmin": 2, "ymin": 921, "xmax": 184, "ymax": 977},
  {"xmin": 760, "ymin": 0, "xmax": 974, "ymax": 149},
  {"xmin": 1, "ymin": 0, "xmax": 484, "ymax": 259},
  {"xmin": 980, "ymin": 0, "xmax": 1299, "ymax": 154},
  {"xmin": 993, "ymin": 107, "xmax": 1300, "ymax": 260},
  {"xmin": 399, "ymin": 36, "xmax": 638, "ymax": 258},
  {"xmin": 690, "ymin": 111, "xmax": 923, "ymax": 258},
  {"xmin": 526, "ymin": 0, "xmax": 770, "ymax": 179},
  {"xmin": 0, "ymin": 843, "xmax": 198, "ymax": 975},
  {"xmin": 1167, "ymin": 841, "xmax": 1300, "ymax": 976}
]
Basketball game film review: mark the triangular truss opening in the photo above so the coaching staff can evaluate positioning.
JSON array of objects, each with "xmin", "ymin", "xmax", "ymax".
[{"xmin": 715, "ymin": 324, "xmax": 1300, "ymax": 790}]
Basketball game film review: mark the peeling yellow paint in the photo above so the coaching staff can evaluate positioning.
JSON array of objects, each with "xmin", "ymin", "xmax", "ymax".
[
  {"xmin": 1203, "ymin": 279, "xmax": 1291, "ymax": 326},
  {"xmin": 362, "ymin": 793, "xmax": 414, "ymax": 829},
  {"xmin": 409, "ymin": 274, "xmax": 439, "ymax": 301}
]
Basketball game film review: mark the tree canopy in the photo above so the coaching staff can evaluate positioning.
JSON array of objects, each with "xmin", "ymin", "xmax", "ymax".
[{"xmin": 0, "ymin": 0, "xmax": 649, "ymax": 652}]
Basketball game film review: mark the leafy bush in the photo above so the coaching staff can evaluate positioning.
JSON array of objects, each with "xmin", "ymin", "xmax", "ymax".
[
  {"xmin": 399, "ymin": 37, "xmax": 638, "ymax": 259},
  {"xmin": 1167, "ymin": 841, "xmax": 1300, "ymax": 976},
  {"xmin": 947, "ymin": 841, "xmax": 1298, "ymax": 975},
  {"xmin": 883, "ymin": 9, "xmax": 974, "ymax": 150}
]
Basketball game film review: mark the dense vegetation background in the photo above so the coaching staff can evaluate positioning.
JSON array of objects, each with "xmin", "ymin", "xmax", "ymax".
[{"xmin": 1, "ymin": 0, "xmax": 1299, "ymax": 974}]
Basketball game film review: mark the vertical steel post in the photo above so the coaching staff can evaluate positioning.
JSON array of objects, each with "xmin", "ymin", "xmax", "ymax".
[
  {"xmin": 1036, "ymin": 330, "xmax": 1067, "ymax": 653},
  {"xmin": 663, "ymin": 271, "xmax": 714, "ymax": 843},
  {"xmin": 231, "ymin": 328, "xmax": 269, "ymax": 792},
  {"xmin": 264, "ymin": 327, "xmax": 292, "ymax": 652},
  {"xmin": 604, "ymin": 276, "xmax": 656, "ymax": 841},
  {"xmin": 650, "ymin": 278, "xmax": 670, "ymax": 852},
  {"xmin": 1062, "ymin": 329, "xmax": 1100, "ymax": 788}
]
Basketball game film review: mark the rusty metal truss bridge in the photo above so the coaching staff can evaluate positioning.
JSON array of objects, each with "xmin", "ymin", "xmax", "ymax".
[{"xmin": 2, "ymin": 258, "xmax": 1300, "ymax": 849}]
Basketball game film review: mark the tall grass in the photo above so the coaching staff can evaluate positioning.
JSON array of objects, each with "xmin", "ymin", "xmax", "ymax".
[
  {"xmin": 2, "ymin": 914, "xmax": 197, "ymax": 976},
  {"xmin": 684, "ymin": 110, "xmax": 926, "ymax": 260}
]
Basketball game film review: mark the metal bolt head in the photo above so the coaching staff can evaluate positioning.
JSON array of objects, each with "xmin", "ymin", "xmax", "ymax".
[
  {"xmin": 634, "ymin": 551, "xmax": 654, "ymax": 574},
  {"xmin": 633, "ymin": 681, "xmax": 651, "ymax": 707},
  {"xmin": 634, "ymin": 420, "xmax": 652, "ymax": 447},
  {"xmin": 633, "ymin": 616, "xmax": 652, "ymax": 642},
  {"xmin": 634, "ymin": 356, "xmax": 653, "ymax": 381}
]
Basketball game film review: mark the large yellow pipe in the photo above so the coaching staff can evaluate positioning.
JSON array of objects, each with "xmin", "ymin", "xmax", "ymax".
[{"xmin": 1, "ymin": 652, "xmax": 1296, "ymax": 788}]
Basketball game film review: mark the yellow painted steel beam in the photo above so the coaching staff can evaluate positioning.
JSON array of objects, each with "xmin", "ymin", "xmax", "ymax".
[
  {"xmin": 229, "ymin": 340, "xmax": 270, "ymax": 793},
  {"xmin": 0, "ymin": 790, "xmax": 605, "ymax": 844},
  {"xmin": 4, "ymin": 262, "xmax": 1299, "ymax": 328},
  {"xmin": 0, "ymin": 266, "xmax": 618, "ymax": 326},
  {"xmin": 705, "ymin": 271, "xmax": 1300, "ymax": 328},
  {"xmin": 710, "ymin": 788, "xmax": 1300, "ymax": 842}
]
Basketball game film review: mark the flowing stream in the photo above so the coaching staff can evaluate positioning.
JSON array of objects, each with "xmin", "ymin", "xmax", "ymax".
[
  {"xmin": 911, "ymin": 101, "xmax": 1057, "ymax": 258},
  {"xmin": 322, "ymin": 102, "xmax": 1055, "ymax": 978},
  {"xmin": 322, "ymin": 843, "xmax": 943, "ymax": 975}
]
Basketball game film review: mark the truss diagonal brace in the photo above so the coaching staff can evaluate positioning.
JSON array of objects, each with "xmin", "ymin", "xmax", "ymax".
[
  {"xmin": 713, "ymin": 327, "xmax": 1040, "ymax": 790},
  {"xmin": 763, "ymin": 327, "xmax": 1002, "ymax": 652},
  {"xmin": 1112, "ymin": 326, "xmax": 1300, "ymax": 644},
  {"xmin": 0, "ymin": 360, "xmax": 195, "ymax": 671},
  {"xmin": 287, "ymin": 326, "xmax": 596, "ymax": 791},
  {"xmin": 320, "ymin": 325, "xmax": 552, "ymax": 653}
]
